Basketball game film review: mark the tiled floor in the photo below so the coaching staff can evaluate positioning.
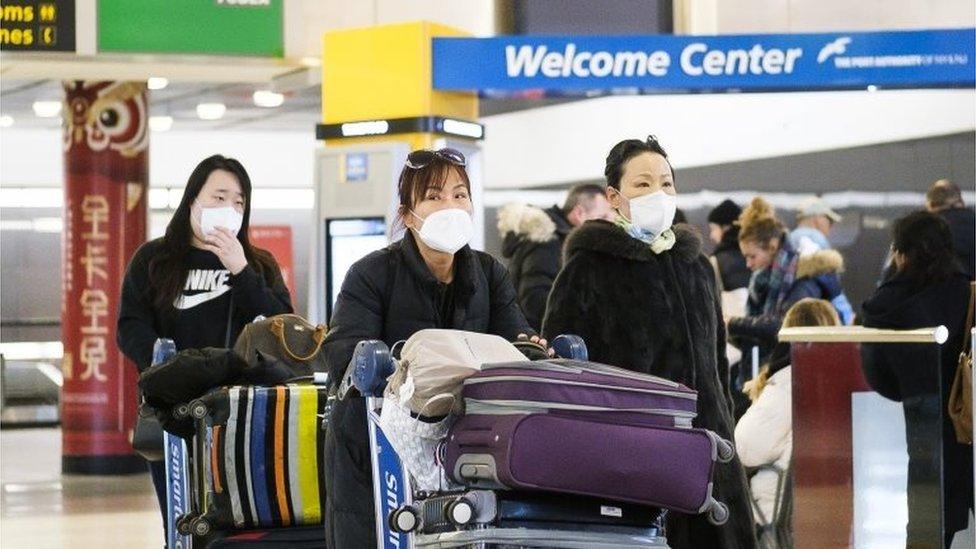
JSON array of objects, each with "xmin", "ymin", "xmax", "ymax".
[{"xmin": 1, "ymin": 428, "xmax": 164, "ymax": 549}]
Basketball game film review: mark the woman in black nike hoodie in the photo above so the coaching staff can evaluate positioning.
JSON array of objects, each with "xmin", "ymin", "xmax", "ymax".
[{"xmin": 117, "ymin": 155, "xmax": 292, "ymax": 539}]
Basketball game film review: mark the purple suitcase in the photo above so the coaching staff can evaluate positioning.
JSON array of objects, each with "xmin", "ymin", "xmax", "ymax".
[{"xmin": 443, "ymin": 359, "xmax": 733, "ymax": 524}]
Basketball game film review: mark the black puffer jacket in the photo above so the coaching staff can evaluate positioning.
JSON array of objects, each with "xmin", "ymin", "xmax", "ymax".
[
  {"xmin": 542, "ymin": 220, "xmax": 756, "ymax": 549},
  {"xmin": 499, "ymin": 203, "xmax": 573, "ymax": 331},
  {"xmin": 323, "ymin": 231, "xmax": 531, "ymax": 549},
  {"xmin": 860, "ymin": 271, "xmax": 973, "ymax": 546}
]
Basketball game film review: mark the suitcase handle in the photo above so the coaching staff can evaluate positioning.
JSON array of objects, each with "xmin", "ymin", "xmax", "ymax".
[{"xmin": 450, "ymin": 429, "xmax": 496, "ymax": 447}]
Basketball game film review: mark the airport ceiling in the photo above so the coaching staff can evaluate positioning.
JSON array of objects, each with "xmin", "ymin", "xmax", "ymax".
[{"xmin": 0, "ymin": 77, "xmax": 581, "ymax": 133}]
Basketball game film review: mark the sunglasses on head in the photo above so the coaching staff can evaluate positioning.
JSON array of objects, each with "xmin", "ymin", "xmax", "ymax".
[{"xmin": 405, "ymin": 148, "xmax": 467, "ymax": 170}]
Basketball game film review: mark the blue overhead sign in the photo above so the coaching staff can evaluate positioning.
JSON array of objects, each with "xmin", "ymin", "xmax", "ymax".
[{"xmin": 432, "ymin": 29, "xmax": 975, "ymax": 95}]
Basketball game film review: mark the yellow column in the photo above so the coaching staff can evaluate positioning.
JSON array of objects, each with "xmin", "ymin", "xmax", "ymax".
[{"xmin": 321, "ymin": 21, "xmax": 478, "ymax": 150}]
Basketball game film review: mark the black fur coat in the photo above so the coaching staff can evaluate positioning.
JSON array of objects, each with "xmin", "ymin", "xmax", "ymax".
[{"xmin": 542, "ymin": 220, "xmax": 757, "ymax": 549}]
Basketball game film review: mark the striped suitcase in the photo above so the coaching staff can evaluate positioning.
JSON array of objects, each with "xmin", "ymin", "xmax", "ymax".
[{"xmin": 178, "ymin": 384, "xmax": 328, "ymax": 537}]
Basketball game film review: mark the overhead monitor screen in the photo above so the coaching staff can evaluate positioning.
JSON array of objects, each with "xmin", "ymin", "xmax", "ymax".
[{"xmin": 325, "ymin": 218, "xmax": 388, "ymax": 319}]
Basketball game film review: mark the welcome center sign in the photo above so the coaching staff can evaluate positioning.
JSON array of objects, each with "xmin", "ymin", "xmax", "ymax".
[{"xmin": 433, "ymin": 28, "xmax": 975, "ymax": 94}]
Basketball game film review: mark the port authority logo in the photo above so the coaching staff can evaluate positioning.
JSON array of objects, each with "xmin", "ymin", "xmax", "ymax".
[{"xmin": 817, "ymin": 35, "xmax": 969, "ymax": 69}]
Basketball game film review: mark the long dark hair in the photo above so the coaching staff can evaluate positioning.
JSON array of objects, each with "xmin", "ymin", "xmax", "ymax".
[
  {"xmin": 891, "ymin": 210, "xmax": 959, "ymax": 286},
  {"xmin": 148, "ymin": 154, "xmax": 278, "ymax": 311}
]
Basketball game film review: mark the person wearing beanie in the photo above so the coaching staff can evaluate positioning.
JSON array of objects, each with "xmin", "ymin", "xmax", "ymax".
[
  {"xmin": 708, "ymin": 199, "xmax": 752, "ymax": 370},
  {"xmin": 708, "ymin": 199, "xmax": 751, "ymax": 292}
]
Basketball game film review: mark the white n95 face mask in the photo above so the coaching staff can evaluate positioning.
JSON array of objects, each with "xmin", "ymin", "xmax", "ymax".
[
  {"xmin": 621, "ymin": 190, "xmax": 677, "ymax": 238},
  {"xmin": 412, "ymin": 208, "xmax": 473, "ymax": 254},
  {"xmin": 200, "ymin": 206, "xmax": 244, "ymax": 236}
]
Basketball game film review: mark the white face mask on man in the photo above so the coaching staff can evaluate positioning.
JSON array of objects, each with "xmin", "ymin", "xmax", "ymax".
[
  {"xmin": 617, "ymin": 190, "xmax": 677, "ymax": 238},
  {"xmin": 411, "ymin": 208, "xmax": 473, "ymax": 254},
  {"xmin": 199, "ymin": 206, "xmax": 244, "ymax": 236}
]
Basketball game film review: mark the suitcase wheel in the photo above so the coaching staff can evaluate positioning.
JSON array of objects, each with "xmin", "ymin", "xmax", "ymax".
[
  {"xmin": 389, "ymin": 505, "xmax": 420, "ymax": 533},
  {"xmin": 445, "ymin": 496, "xmax": 475, "ymax": 526},
  {"xmin": 175, "ymin": 514, "xmax": 194, "ymax": 536},
  {"xmin": 707, "ymin": 501, "xmax": 729, "ymax": 526},
  {"xmin": 173, "ymin": 403, "xmax": 190, "ymax": 420},
  {"xmin": 716, "ymin": 438, "xmax": 735, "ymax": 464},
  {"xmin": 190, "ymin": 401, "xmax": 209, "ymax": 420},
  {"xmin": 190, "ymin": 516, "xmax": 212, "ymax": 537}
]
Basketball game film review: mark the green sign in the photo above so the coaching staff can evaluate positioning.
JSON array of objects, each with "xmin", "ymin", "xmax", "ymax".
[{"xmin": 97, "ymin": 0, "xmax": 283, "ymax": 57}]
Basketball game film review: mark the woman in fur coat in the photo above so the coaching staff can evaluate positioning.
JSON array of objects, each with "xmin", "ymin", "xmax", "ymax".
[{"xmin": 542, "ymin": 136, "xmax": 757, "ymax": 549}]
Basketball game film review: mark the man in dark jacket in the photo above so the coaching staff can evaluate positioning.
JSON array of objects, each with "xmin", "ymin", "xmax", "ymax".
[
  {"xmin": 498, "ymin": 184, "xmax": 612, "ymax": 330},
  {"xmin": 926, "ymin": 179, "xmax": 976, "ymax": 279}
]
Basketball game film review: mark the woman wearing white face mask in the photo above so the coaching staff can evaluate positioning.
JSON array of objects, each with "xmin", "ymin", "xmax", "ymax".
[
  {"xmin": 322, "ymin": 148, "xmax": 535, "ymax": 548},
  {"xmin": 117, "ymin": 154, "xmax": 293, "ymax": 541},
  {"xmin": 543, "ymin": 137, "xmax": 757, "ymax": 549}
]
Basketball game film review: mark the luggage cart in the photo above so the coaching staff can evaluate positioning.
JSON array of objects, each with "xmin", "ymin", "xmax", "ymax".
[{"xmin": 337, "ymin": 335, "xmax": 670, "ymax": 549}]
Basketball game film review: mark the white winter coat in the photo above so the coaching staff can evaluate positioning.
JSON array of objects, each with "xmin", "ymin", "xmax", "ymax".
[{"xmin": 734, "ymin": 366, "xmax": 792, "ymax": 525}]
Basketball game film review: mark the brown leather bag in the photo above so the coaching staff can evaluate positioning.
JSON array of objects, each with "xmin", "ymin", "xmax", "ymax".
[
  {"xmin": 233, "ymin": 314, "xmax": 328, "ymax": 379},
  {"xmin": 948, "ymin": 282, "xmax": 975, "ymax": 444}
]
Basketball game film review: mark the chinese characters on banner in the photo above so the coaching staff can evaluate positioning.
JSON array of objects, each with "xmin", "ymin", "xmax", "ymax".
[{"xmin": 61, "ymin": 81, "xmax": 147, "ymax": 473}]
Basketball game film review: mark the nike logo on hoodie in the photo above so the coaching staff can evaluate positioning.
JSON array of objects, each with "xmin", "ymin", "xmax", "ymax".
[{"xmin": 174, "ymin": 269, "xmax": 230, "ymax": 310}]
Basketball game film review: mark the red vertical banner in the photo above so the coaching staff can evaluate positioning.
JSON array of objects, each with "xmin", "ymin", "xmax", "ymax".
[
  {"xmin": 248, "ymin": 225, "xmax": 296, "ymax": 306},
  {"xmin": 61, "ymin": 81, "xmax": 148, "ymax": 474}
]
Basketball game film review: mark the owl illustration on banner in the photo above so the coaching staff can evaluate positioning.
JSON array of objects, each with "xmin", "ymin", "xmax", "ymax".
[{"xmin": 63, "ymin": 81, "xmax": 149, "ymax": 211}]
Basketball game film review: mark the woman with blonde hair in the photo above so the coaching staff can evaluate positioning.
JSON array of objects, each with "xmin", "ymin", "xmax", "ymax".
[
  {"xmin": 727, "ymin": 197, "xmax": 852, "ymax": 358},
  {"xmin": 735, "ymin": 298, "xmax": 840, "ymax": 544}
]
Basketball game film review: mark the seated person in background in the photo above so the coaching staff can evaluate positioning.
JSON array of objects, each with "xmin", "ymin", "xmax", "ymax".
[
  {"xmin": 735, "ymin": 298, "xmax": 840, "ymax": 543},
  {"xmin": 925, "ymin": 178, "xmax": 975, "ymax": 279},
  {"xmin": 498, "ymin": 184, "xmax": 612, "ymax": 332},
  {"xmin": 788, "ymin": 197, "xmax": 841, "ymax": 256}
]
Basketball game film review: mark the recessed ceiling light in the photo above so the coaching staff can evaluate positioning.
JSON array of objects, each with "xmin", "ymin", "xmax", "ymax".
[
  {"xmin": 147, "ymin": 77, "xmax": 169, "ymax": 90},
  {"xmin": 0, "ymin": 115, "xmax": 13, "ymax": 128},
  {"xmin": 149, "ymin": 115, "xmax": 173, "ymax": 132},
  {"xmin": 32, "ymin": 101, "xmax": 62, "ymax": 118},
  {"xmin": 253, "ymin": 90, "xmax": 284, "ymax": 108},
  {"xmin": 196, "ymin": 103, "xmax": 226, "ymax": 120}
]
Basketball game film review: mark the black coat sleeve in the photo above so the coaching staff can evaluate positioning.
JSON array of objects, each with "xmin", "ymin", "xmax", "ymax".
[
  {"xmin": 322, "ymin": 258, "xmax": 386, "ymax": 383},
  {"xmin": 229, "ymin": 261, "xmax": 293, "ymax": 323},
  {"xmin": 704, "ymin": 257, "xmax": 734, "ymax": 417},
  {"xmin": 515, "ymin": 242, "xmax": 561, "ymax": 332},
  {"xmin": 728, "ymin": 277, "xmax": 823, "ymax": 346},
  {"xmin": 117, "ymin": 245, "xmax": 160, "ymax": 373},
  {"xmin": 542, "ymin": 253, "xmax": 598, "ymax": 348},
  {"xmin": 485, "ymin": 255, "xmax": 534, "ymax": 340}
]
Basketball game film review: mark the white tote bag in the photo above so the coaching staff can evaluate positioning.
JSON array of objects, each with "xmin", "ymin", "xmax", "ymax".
[{"xmin": 385, "ymin": 329, "xmax": 527, "ymax": 417}]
